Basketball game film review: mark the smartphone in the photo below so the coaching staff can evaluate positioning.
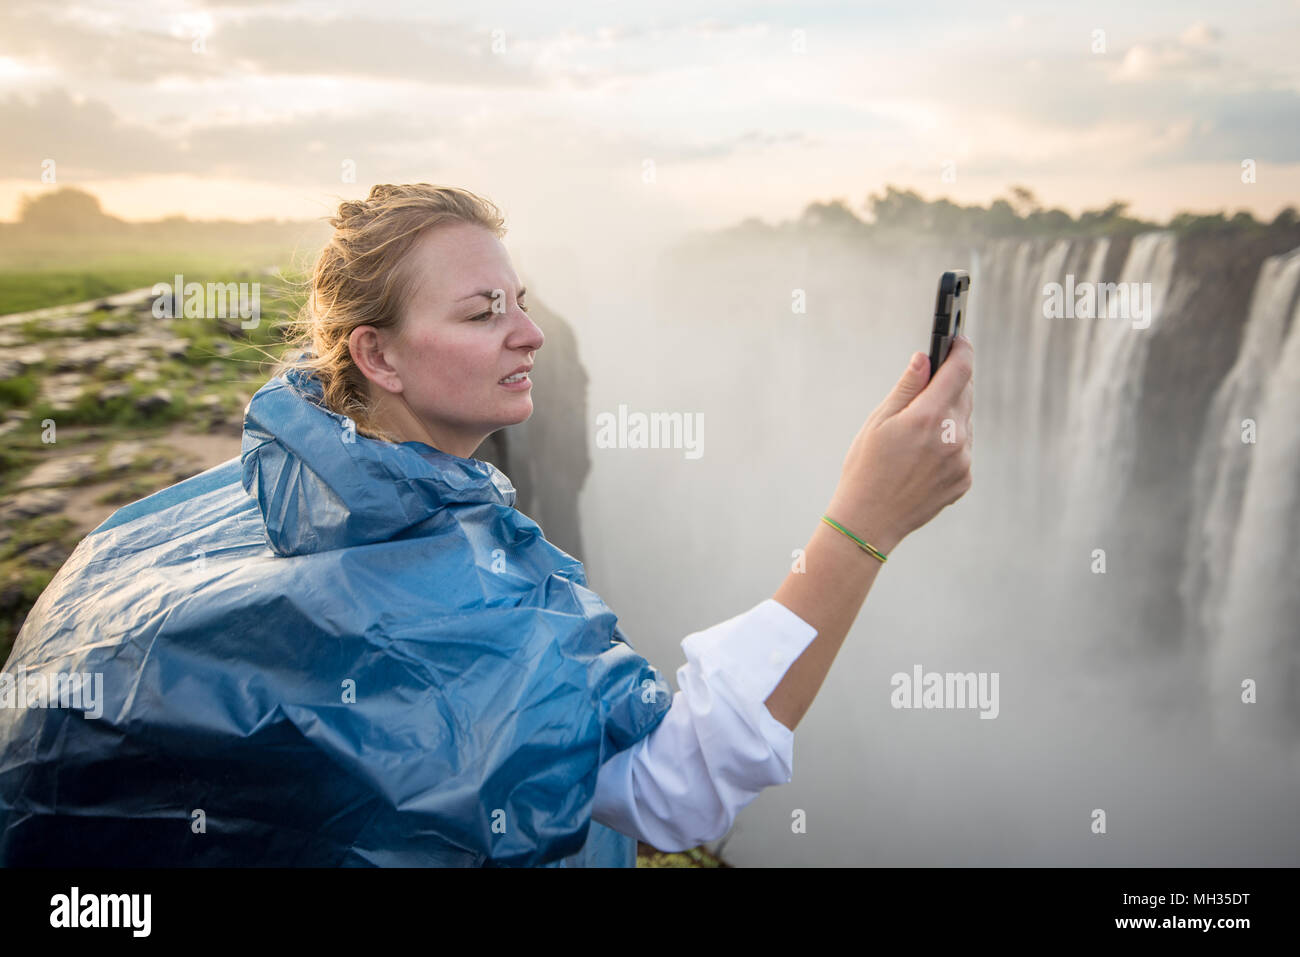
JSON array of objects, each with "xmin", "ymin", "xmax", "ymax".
[{"xmin": 929, "ymin": 269, "xmax": 971, "ymax": 378}]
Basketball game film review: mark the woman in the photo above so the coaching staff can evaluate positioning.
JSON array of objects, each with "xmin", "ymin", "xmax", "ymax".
[{"xmin": 0, "ymin": 184, "xmax": 973, "ymax": 867}]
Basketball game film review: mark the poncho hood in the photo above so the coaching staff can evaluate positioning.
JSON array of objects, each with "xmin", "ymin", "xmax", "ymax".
[
  {"xmin": 0, "ymin": 367, "xmax": 671, "ymax": 867},
  {"xmin": 242, "ymin": 367, "xmax": 519, "ymax": 556}
]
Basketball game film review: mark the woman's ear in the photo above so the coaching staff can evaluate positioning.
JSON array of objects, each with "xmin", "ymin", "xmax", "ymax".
[{"xmin": 349, "ymin": 325, "xmax": 403, "ymax": 395}]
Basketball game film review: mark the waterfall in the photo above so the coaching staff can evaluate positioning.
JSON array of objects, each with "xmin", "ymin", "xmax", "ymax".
[
  {"xmin": 1189, "ymin": 248, "xmax": 1300, "ymax": 746},
  {"xmin": 1059, "ymin": 232, "xmax": 1179, "ymax": 549},
  {"xmin": 973, "ymin": 230, "xmax": 1300, "ymax": 745},
  {"xmin": 573, "ymin": 223, "xmax": 1300, "ymax": 865},
  {"xmin": 1181, "ymin": 249, "xmax": 1300, "ymax": 654}
]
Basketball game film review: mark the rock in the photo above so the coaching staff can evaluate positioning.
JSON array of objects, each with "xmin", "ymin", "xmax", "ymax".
[
  {"xmin": 15, "ymin": 453, "xmax": 99, "ymax": 489},
  {"xmin": 195, "ymin": 394, "xmax": 226, "ymax": 424},
  {"xmin": 39, "ymin": 372, "xmax": 87, "ymax": 412},
  {"xmin": 105, "ymin": 351, "xmax": 147, "ymax": 375},
  {"xmin": 161, "ymin": 338, "xmax": 191, "ymax": 359},
  {"xmin": 144, "ymin": 446, "xmax": 172, "ymax": 470},
  {"xmin": 52, "ymin": 339, "xmax": 126, "ymax": 371},
  {"xmin": 92, "ymin": 319, "xmax": 137, "ymax": 336},
  {"xmin": 0, "ymin": 575, "xmax": 25, "ymax": 611},
  {"xmin": 1, "ymin": 488, "xmax": 67, "ymax": 520},
  {"xmin": 133, "ymin": 367, "xmax": 160, "ymax": 383},
  {"xmin": 106, "ymin": 440, "xmax": 146, "ymax": 473},
  {"xmin": 0, "ymin": 358, "xmax": 22, "ymax": 380},
  {"xmin": 97, "ymin": 382, "xmax": 131, "ymax": 402},
  {"xmin": 18, "ymin": 541, "xmax": 70, "ymax": 571},
  {"xmin": 135, "ymin": 389, "xmax": 173, "ymax": 414},
  {"xmin": 41, "ymin": 314, "xmax": 89, "ymax": 336},
  {"xmin": 12, "ymin": 345, "xmax": 47, "ymax": 370}
]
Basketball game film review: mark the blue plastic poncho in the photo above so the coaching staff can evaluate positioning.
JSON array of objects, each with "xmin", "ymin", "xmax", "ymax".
[{"xmin": 0, "ymin": 367, "xmax": 672, "ymax": 866}]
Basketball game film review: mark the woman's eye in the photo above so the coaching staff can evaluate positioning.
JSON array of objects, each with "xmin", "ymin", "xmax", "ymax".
[{"xmin": 474, "ymin": 302, "xmax": 528, "ymax": 321}]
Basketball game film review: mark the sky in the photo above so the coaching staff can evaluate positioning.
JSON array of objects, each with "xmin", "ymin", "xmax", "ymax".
[{"xmin": 1, "ymin": 0, "xmax": 1298, "ymax": 247}]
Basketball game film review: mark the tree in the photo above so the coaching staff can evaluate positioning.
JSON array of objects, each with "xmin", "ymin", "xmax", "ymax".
[
  {"xmin": 865, "ymin": 186, "xmax": 928, "ymax": 229},
  {"xmin": 800, "ymin": 199, "xmax": 865, "ymax": 231},
  {"xmin": 1007, "ymin": 185, "xmax": 1041, "ymax": 217},
  {"xmin": 17, "ymin": 188, "xmax": 121, "ymax": 232}
]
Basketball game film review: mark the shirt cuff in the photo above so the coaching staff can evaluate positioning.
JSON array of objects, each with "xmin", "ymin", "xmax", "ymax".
[
  {"xmin": 677, "ymin": 598, "xmax": 818, "ymax": 782},
  {"xmin": 679, "ymin": 598, "xmax": 818, "ymax": 706},
  {"xmin": 590, "ymin": 599, "xmax": 819, "ymax": 852}
]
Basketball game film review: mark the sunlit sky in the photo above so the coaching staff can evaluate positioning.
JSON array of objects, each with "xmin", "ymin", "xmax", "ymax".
[{"xmin": 2, "ymin": 0, "xmax": 1298, "ymax": 244}]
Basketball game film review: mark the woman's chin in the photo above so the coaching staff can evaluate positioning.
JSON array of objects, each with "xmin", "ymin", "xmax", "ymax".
[{"xmin": 502, "ymin": 398, "xmax": 534, "ymax": 424}]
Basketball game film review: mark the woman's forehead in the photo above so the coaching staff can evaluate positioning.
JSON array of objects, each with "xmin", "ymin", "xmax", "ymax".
[{"xmin": 405, "ymin": 223, "xmax": 518, "ymax": 308}]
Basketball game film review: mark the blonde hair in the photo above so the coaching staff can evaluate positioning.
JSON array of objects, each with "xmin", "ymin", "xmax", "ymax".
[{"xmin": 270, "ymin": 183, "xmax": 508, "ymax": 443}]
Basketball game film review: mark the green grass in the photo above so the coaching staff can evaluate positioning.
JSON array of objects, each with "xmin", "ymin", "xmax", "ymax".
[
  {"xmin": 0, "ymin": 374, "xmax": 38, "ymax": 410},
  {"xmin": 0, "ymin": 272, "xmax": 146, "ymax": 315},
  {"xmin": 0, "ymin": 243, "xmax": 319, "ymax": 658},
  {"xmin": 0, "ymin": 564, "xmax": 59, "ymax": 665},
  {"xmin": 0, "ymin": 247, "xmax": 311, "ymax": 317},
  {"xmin": 0, "ymin": 515, "xmax": 75, "ymax": 564}
]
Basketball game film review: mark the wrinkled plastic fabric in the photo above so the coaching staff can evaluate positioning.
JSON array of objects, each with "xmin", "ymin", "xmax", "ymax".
[{"xmin": 0, "ymin": 368, "xmax": 672, "ymax": 866}]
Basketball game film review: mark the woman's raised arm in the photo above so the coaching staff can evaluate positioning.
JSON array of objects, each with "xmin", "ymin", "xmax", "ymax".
[{"xmin": 765, "ymin": 335, "xmax": 975, "ymax": 732}]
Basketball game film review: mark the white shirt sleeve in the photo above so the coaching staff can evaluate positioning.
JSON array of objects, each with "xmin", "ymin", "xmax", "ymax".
[{"xmin": 591, "ymin": 598, "xmax": 818, "ymax": 852}]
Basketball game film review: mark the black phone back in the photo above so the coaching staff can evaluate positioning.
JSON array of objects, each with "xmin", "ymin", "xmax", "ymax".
[{"xmin": 929, "ymin": 270, "xmax": 971, "ymax": 378}]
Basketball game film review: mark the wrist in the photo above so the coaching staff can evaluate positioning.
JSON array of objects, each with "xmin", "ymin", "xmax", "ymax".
[{"xmin": 821, "ymin": 503, "xmax": 902, "ymax": 557}]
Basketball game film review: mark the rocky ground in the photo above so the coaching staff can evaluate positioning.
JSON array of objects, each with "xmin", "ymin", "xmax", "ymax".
[
  {"xmin": 0, "ymin": 284, "xmax": 279, "ymax": 655},
  {"xmin": 0, "ymin": 284, "xmax": 728, "ymax": 867}
]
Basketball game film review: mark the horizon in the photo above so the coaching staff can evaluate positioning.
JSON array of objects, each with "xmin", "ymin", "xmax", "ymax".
[
  {"xmin": 1, "ymin": 0, "xmax": 1297, "ymax": 251},
  {"xmin": 3, "ymin": 182, "xmax": 1289, "ymax": 232}
]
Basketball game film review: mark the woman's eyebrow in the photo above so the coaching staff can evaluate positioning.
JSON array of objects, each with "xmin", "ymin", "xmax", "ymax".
[{"xmin": 457, "ymin": 286, "xmax": 526, "ymax": 302}]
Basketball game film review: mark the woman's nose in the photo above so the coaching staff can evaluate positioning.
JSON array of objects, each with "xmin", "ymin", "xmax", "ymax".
[{"xmin": 515, "ymin": 307, "xmax": 544, "ymax": 349}]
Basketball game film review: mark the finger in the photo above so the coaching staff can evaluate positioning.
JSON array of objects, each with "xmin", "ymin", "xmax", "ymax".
[
  {"xmin": 874, "ymin": 351, "xmax": 931, "ymax": 421},
  {"xmin": 920, "ymin": 335, "xmax": 972, "ymax": 413}
]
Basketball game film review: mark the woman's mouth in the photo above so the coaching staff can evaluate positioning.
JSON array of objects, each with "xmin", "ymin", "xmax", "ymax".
[{"xmin": 499, "ymin": 371, "xmax": 531, "ymax": 389}]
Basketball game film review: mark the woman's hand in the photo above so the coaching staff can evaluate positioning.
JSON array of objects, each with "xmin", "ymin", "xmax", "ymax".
[
  {"xmin": 766, "ymin": 335, "xmax": 974, "ymax": 732},
  {"xmin": 824, "ymin": 335, "xmax": 974, "ymax": 554}
]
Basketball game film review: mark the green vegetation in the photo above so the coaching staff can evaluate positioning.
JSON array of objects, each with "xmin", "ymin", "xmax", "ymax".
[
  {"xmin": 0, "ymin": 196, "xmax": 320, "ymax": 661},
  {"xmin": 0, "ymin": 514, "xmax": 74, "ymax": 564},
  {"xmin": 0, "ymin": 374, "xmax": 38, "ymax": 410},
  {"xmin": 0, "ymin": 564, "xmax": 60, "ymax": 662},
  {"xmin": 706, "ymin": 184, "xmax": 1300, "ymax": 246},
  {"xmin": 0, "ymin": 260, "xmax": 311, "ymax": 321},
  {"xmin": 636, "ymin": 843, "xmax": 730, "ymax": 867},
  {"xmin": 0, "ymin": 187, "xmax": 326, "ymax": 315}
]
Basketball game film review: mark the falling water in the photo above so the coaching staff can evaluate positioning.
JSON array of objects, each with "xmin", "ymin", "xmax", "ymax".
[{"xmin": 522, "ymin": 223, "xmax": 1300, "ymax": 865}]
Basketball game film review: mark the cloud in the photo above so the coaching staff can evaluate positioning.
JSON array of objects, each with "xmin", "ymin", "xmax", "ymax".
[
  {"xmin": 0, "ymin": 4, "xmax": 552, "ymax": 87},
  {"xmin": 0, "ymin": 82, "xmax": 800, "ymax": 185},
  {"xmin": 666, "ymin": 128, "xmax": 818, "ymax": 162},
  {"xmin": 0, "ymin": 86, "xmax": 454, "ymax": 180},
  {"xmin": 1112, "ymin": 27, "xmax": 1224, "ymax": 82},
  {"xmin": 1179, "ymin": 21, "xmax": 1222, "ymax": 47},
  {"xmin": 0, "ymin": 5, "xmax": 782, "ymax": 90},
  {"xmin": 205, "ymin": 15, "xmax": 547, "ymax": 86},
  {"xmin": 0, "ymin": 3, "xmax": 228, "ymax": 84}
]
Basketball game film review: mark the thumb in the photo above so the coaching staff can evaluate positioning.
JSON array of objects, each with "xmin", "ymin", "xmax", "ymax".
[{"xmin": 875, "ymin": 352, "xmax": 930, "ymax": 420}]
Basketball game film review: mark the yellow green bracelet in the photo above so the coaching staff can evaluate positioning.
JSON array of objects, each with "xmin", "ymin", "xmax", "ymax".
[{"xmin": 820, "ymin": 515, "xmax": 888, "ymax": 563}]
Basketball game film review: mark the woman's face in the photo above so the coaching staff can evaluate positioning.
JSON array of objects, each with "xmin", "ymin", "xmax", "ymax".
[{"xmin": 353, "ymin": 220, "xmax": 544, "ymax": 458}]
